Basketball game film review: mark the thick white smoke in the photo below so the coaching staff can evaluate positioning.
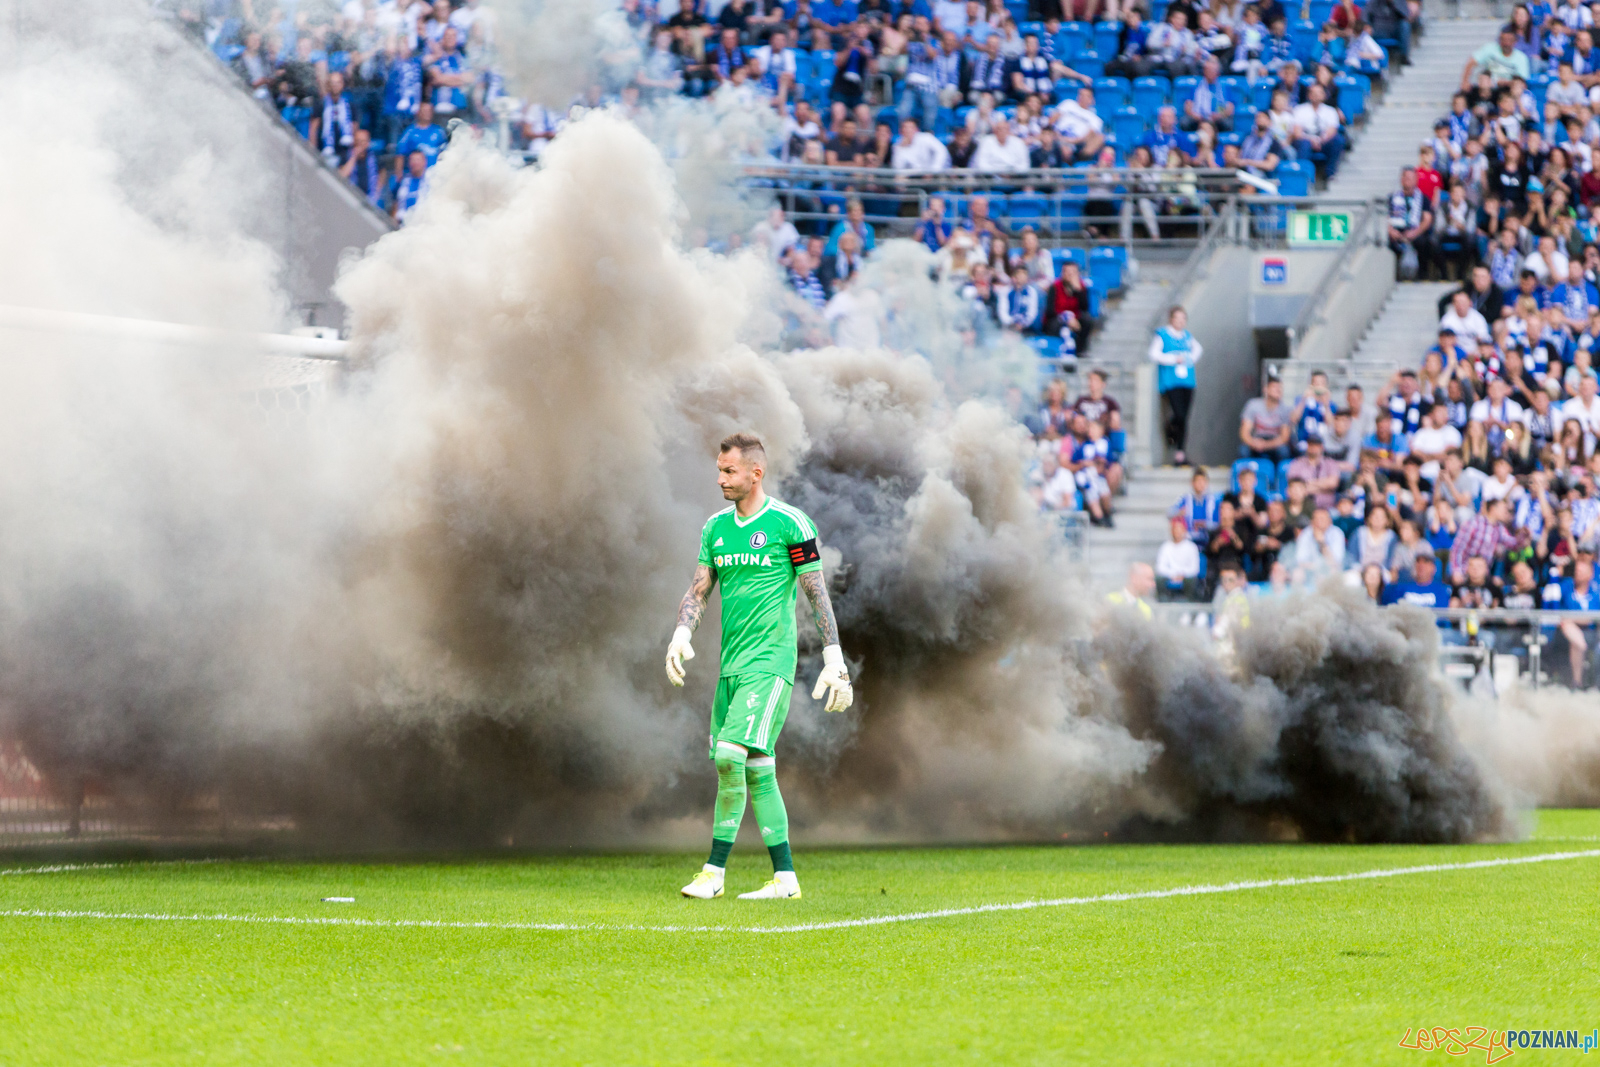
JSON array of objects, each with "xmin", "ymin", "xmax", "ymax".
[{"xmin": 0, "ymin": 6, "xmax": 1588, "ymax": 848}]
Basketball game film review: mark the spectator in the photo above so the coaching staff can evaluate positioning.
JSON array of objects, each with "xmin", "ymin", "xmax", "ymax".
[
  {"xmin": 972, "ymin": 117, "xmax": 1030, "ymax": 171},
  {"xmin": 998, "ymin": 266, "xmax": 1041, "ymax": 333},
  {"xmin": 1206, "ymin": 500, "xmax": 1249, "ymax": 575},
  {"xmin": 1170, "ymin": 466, "xmax": 1221, "ymax": 547},
  {"xmin": 1211, "ymin": 562, "xmax": 1253, "ymax": 641},
  {"xmin": 750, "ymin": 204, "xmax": 801, "ymax": 263},
  {"xmin": 1408, "ymin": 403, "xmax": 1463, "ymax": 482},
  {"xmin": 890, "ymin": 117, "xmax": 950, "ymax": 170},
  {"xmin": 1449, "ymin": 497, "xmax": 1527, "ymax": 580},
  {"xmin": 1440, "ymin": 290, "xmax": 1492, "ymax": 345},
  {"xmin": 1351, "ymin": 505, "xmax": 1398, "ymax": 573},
  {"xmin": 1182, "ymin": 58, "xmax": 1235, "ymax": 132},
  {"xmin": 787, "ymin": 249, "xmax": 828, "ymax": 309},
  {"xmin": 1156, "ymin": 518, "xmax": 1203, "ymax": 601},
  {"xmin": 1052, "ymin": 86, "xmax": 1106, "ymax": 163},
  {"xmin": 825, "ymin": 198, "xmax": 876, "ymax": 257},
  {"xmin": 1252, "ymin": 498, "xmax": 1295, "ymax": 580},
  {"xmin": 395, "ymin": 101, "xmax": 448, "ymax": 175},
  {"xmin": 1106, "ymin": 563, "xmax": 1156, "ymax": 617},
  {"xmin": 1073, "ymin": 369, "xmax": 1122, "ymax": 432},
  {"xmin": 1291, "ymin": 82, "xmax": 1345, "ymax": 179},
  {"xmin": 1460, "ymin": 26, "xmax": 1531, "ymax": 89},
  {"xmin": 392, "ymin": 150, "xmax": 431, "ymax": 223},
  {"xmin": 1239, "ymin": 374, "xmax": 1292, "ymax": 462},
  {"xmin": 823, "ymin": 270, "xmax": 883, "ymax": 349},
  {"xmin": 1141, "ymin": 106, "xmax": 1197, "ymax": 167},
  {"xmin": 1151, "ymin": 305, "xmax": 1204, "ymax": 464},
  {"xmin": 1044, "ymin": 259, "xmax": 1094, "ymax": 353},
  {"xmin": 1555, "ymin": 555, "xmax": 1600, "ymax": 687},
  {"xmin": 340, "ymin": 127, "xmax": 384, "ymax": 205},
  {"xmin": 1293, "ymin": 506, "xmax": 1347, "ymax": 585},
  {"xmin": 1387, "ymin": 166, "xmax": 1434, "ymax": 280},
  {"xmin": 1381, "ymin": 552, "xmax": 1451, "ymax": 609},
  {"xmin": 1286, "ymin": 435, "xmax": 1342, "ymax": 509},
  {"xmin": 1359, "ymin": 562, "xmax": 1386, "ymax": 603}
]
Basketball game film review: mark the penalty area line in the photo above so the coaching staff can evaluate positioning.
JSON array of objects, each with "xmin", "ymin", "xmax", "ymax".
[{"xmin": 0, "ymin": 849, "xmax": 1596, "ymax": 935}]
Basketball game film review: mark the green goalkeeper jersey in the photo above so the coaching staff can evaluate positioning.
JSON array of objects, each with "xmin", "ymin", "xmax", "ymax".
[{"xmin": 697, "ymin": 497, "xmax": 824, "ymax": 680}]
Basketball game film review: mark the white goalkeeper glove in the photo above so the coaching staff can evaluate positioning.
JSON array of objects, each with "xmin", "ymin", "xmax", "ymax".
[
  {"xmin": 665, "ymin": 626, "xmax": 695, "ymax": 687},
  {"xmin": 811, "ymin": 644, "xmax": 852, "ymax": 713}
]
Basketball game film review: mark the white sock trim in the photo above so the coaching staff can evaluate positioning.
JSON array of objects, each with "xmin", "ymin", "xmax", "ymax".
[
  {"xmin": 745, "ymin": 755, "xmax": 775, "ymax": 768},
  {"xmin": 714, "ymin": 741, "xmax": 748, "ymax": 760}
]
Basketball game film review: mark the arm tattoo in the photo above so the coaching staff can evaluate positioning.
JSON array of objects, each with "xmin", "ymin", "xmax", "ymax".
[
  {"xmin": 798, "ymin": 570, "xmax": 841, "ymax": 648},
  {"xmin": 675, "ymin": 564, "xmax": 716, "ymax": 633}
]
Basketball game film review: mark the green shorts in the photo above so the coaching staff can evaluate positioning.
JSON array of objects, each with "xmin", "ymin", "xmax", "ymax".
[{"xmin": 709, "ymin": 672, "xmax": 792, "ymax": 758}]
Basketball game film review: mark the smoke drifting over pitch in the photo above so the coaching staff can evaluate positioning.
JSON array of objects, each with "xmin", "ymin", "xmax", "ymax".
[{"xmin": 0, "ymin": 10, "xmax": 1581, "ymax": 847}]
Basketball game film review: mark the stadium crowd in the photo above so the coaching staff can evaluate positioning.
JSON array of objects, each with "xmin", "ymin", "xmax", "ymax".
[{"xmin": 177, "ymin": 0, "xmax": 1421, "ymax": 228}]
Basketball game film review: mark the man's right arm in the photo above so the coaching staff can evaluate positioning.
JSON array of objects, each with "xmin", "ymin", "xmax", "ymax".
[
  {"xmin": 666, "ymin": 563, "xmax": 717, "ymax": 686},
  {"xmin": 676, "ymin": 564, "xmax": 717, "ymax": 634}
]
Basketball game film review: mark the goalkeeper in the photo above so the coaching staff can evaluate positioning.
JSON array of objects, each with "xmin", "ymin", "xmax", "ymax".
[{"xmin": 665, "ymin": 432, "xmax": 852, "ymax": 901}]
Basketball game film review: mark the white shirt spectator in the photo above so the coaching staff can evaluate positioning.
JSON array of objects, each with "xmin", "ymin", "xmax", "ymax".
[
  {"xmin": 1524, "ymin": 247, "xmax": 1571, "ymax": 282},
  {"xmin": 1470, "ymin": 396, "xmax": 1524, "ymax": 426},
  {"xmin": 972, "ymin": 130, "xmax": 1031, "ymax": 171},
  {"xmin": 1408, "ymin": 423, "xmax": 1462, "ymax": 481},
  {"xmin": 1291, "ymin": 100, "xmax": 1341, "ymax": 140},
  {"xmin": 1155, "ymin": 538, "xmax": 1201, "ymax": 582},
  {"xmin": 1479, "ymin": 470, "xmax": 1524, "ymax": 504},
  {"xmin": 1563, "ymin": 392, "xmax": 1600, "ymax": 442},
  {"xmin": 891, "ymin": 131, "xmax": 951, "ymax": 170},
  {"xmin": 1439, "ymin": 306, "xmax": 1492, "ymax": 344},
  {"xmin": 749, "ymin": 214, "xmax": 800, "ymax": 262},
  {"xmin": 1293, "ymin": 522, "xmax": 1346, "ymax": 580},
  {"xmin": 824, "ymin": 286, "xmax": 884, "ymax": 350},
  {"xmin": 1052, "ymin": 100, "xmax": 1104, "ymax": 141},
  {"xmin": 753, "ymin": 44, "xmax": 799, "ymax": 80},
  {"xmin": 1041, "ymin": 466, "xmax": 1078, "ymax": 509},
  {"xmin": 1550, "ymin": 78, "xmax": 1589, "ymax": 109}
]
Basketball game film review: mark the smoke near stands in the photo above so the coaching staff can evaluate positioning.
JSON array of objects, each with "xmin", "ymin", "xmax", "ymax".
[{"xmin": 0, "ymin": 15, "xmax": 1582, "ymax": 847}]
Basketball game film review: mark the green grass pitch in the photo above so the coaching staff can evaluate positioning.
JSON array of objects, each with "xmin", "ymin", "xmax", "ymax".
[{"xmin": 3, "ymin": 812, "xmax": 1599, "ymax": 1065}]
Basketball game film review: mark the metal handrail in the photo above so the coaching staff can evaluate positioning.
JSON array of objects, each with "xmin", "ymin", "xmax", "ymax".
[{"xmin": 1285, "ymin": 199, "xmax": 1383, "ymax": 358}]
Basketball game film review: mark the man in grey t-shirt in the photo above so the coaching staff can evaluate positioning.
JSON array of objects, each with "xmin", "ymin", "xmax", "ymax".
[{"xmin": 1239, "ymin": 377, "xmax": 1293, "ymax": 462}]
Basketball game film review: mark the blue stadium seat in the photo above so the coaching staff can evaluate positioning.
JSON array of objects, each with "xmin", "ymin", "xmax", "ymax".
[
  {"xmin": 1309, "ymin": 0, "xmax": 1335, "ymax": 25},
  {"xmin": 1218, "ymin": 75, "xmax": 1250, "ymax": 108},
  {"xmin": 987, "ymin": 195, "xmax": 1012, "ymax": 219},
  {"xmin": 811, "ymin": 50, "xmax": 836, "ymax": 80},
  {"xmin": 1172, "ymin": 76, "xmax": 1201, "ymax": 110},
  {"xmin": 1054, "ymin": 194, "xmax": 1085, "ymax": 235},
  {"xmin": 1252, "ymin": 80, "xmax": 1275, "ymax": 110},
  {"xmin": 934, "ymin": 106, "xmax": 957, "ymax": 137},
  {"xmin": 1132, "ymin": 76, "xmax": 1170, "ymax": 113},
  {"xmin": 1292, "ymin": 20, "xmax": 1317, "ymax": 62},
  {"xmin": 1071, "ymin": 50, "xmax": 1104, "ymax": 78},
  {"xmin": 1149, "ymin": 0, "xmax": 1169, "ymax": 23},
  {"xmin": 1006, "ymin": 0, "xmax": 1029, "ymax": 22},
  {"xmin": 1030, "ymin": 335, "xmax": 1063, "ymax": 361},
  {"xmin": 1112, "ymin": 106, "xmax": 1143, "ymax": 147},
  {"xmin": 1055, "ymin": 27, "xmax": 1084, "ymax": 61},
  {"xmin": 1009, "ymin": 194, "xmax": 1048, "ymax": 226},
  {"xmin": 1217, "ymin": 131, "xmax": 1242, "ymax": 147},
  {"xmin": 1530, "ymin": 73, "xmax": 1550, "ymax": 115},
  {"xmin": 1275, "ymin": 160, "xmax": 1312, "ymax": 197},
  {"xmin": 1051, "ymin": 247, "xmax": 1090, "ymax": 274},
  {"xmin": 1108, "ymin": 429, "xmax": 1127, "ymax": 458},
  {"xmin": 1088, "ymin": 246, "xmax": 1123, "ymax": 293},
  {"xmin": 1093, "ymin": 75, "xmax": 1131, "ymax": 107},
  {"xmin": 1335, "ymin": 75, "xmax": 1365, "ymax": 121},
  {"xmin": 1276, "ymin": 463, "xmax": 1292, "ymax": 496},
  {"xmin": 1093, "ymin": 20, "xmax": 1121, "ymax": 60},
  {"xmin": 1231, "ymin": 458, "xmax": 1275, "ymax": 494},
  {"xmin": 1084, "ymin": 278, "xmax": 1103, "ymax": 317},
  {"xmin": 1020, "ymin": 21, "xmax": 1046, "ymax": 40}
]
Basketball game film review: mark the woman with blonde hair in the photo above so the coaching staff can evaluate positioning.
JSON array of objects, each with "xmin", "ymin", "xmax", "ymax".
[{"xmin": 1462, "ymin": 421, "xmax": 1493, "ymax": 474}]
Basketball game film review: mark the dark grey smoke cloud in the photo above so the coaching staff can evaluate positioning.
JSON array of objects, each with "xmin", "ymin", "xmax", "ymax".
[{"xmin": 0, "ymin": 13, "xmax": 1572, "ymax": 848}]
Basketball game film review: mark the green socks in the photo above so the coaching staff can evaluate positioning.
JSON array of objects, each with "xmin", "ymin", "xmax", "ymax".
[
  {"xmin": 706, "ymin": 747, "xmax": 794, "ymax": 874},
  {"xmin": 746, "ymin": 756, "xmax": 793, "ymax": 872}
]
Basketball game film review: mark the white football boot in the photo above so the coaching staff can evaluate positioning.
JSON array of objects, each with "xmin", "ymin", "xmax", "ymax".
[
  {"xmin": 737, "ymin": 871, "xmax": 802, "ymax": 899},
  {"xmin": 681, "ymin": 864, "xmax": 725, "ymax": 899}
]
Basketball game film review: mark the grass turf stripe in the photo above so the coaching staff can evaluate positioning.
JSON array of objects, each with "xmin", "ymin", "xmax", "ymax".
[{"xmin": 0, "ymin": 848, "xmax": 1596, "ymax": 934}]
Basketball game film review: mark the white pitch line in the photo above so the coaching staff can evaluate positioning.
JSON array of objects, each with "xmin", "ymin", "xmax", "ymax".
[
  {"xmin": 0, "ymin": 849, "xmax": 1595, "ymax": 935},
  {"xmin": 0, "ymin": 859, "xmax": 225, "ymax": 878}
]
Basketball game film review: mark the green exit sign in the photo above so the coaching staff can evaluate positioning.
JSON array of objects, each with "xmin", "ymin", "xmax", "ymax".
[{"xmin": 1289, "ymin": 211, "xmax": 1351, "ymax": 246}]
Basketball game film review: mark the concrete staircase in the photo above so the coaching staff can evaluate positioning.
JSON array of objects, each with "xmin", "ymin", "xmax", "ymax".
[
  {"xmin": 1324, "ymin": 18, "xmax": 1499, "ymax": 202},
  {"xmin": 1080, "ymin": 465, "xmax": 1229, "ymax": 589}
]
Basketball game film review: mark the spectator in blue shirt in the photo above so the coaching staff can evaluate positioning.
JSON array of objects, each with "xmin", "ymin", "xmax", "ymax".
[
  {"xmin": 1141, "ymin": 107, "xmax": 1197, "ymax": 166},
  {"xmin": 426, "ymin": 27, "xmax": 471, "ymax": 119},
  {"xmin": 1379, "ymin": 553, "xmax": 1453, "ymax": 630},
  {"xmin": 814, "ymin": 0, "xmax": 860, "ymax": 26},
  {"xmin": 379, "ymin": 42, "xmax": 424, "ymax": 150},
  {"xmin": 340, "ymin": 128, "xmax": 385, "ymax": 206},
  {"xmin": 395, "ymin": 102, "xmax": 449, "ymax": 176},
  {"xmin": 393, "ymin": 151, "xmax": 431, "ymax": 224},
  {"xmin": 913, "ymin": 197, "xmax": 952, "ymax": 251}
]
